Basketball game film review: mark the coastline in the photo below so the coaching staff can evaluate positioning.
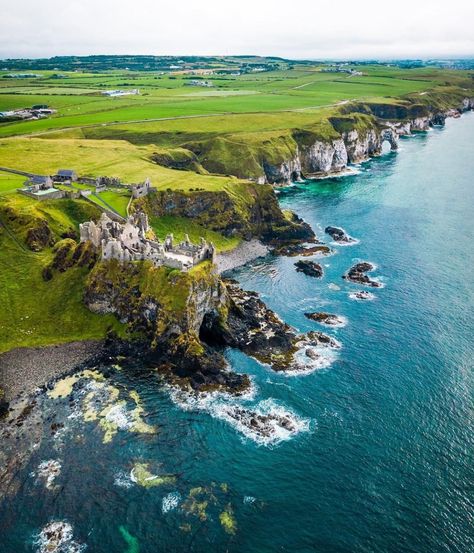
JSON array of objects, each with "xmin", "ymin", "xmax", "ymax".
[
  {"xmin": 1, "ymin": 113, "xmax": 471, "ymax": 404},
  {"xmin": 0, "ymin": 340, "xmax": 105, "ymax": 402},
  {"xmin": 216, "ymin": 239, "xmax": 270, "ymax": 274}
]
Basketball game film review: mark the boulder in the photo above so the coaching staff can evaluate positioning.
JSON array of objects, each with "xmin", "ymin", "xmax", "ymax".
[
  {"xmin": 294, "ymin": 260, "xmax": 323, "ymax": 278},
  {"xmin": 304, "ymin": 312, "xmax": 345, "ymax": 326},
  {"xmin": 325, "ymin": 226, "xmax": 356, "ymax": 244}
]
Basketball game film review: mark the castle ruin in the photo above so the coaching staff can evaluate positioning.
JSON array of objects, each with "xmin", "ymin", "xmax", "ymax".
[{"xmin": 79, "ymin": 212, "xmax": 215, "ymax": 271}]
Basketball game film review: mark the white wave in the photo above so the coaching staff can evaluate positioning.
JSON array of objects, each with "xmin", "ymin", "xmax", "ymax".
[
  {"xmin": 311, "ymin": 167, "xmax": 361, "ymax": 180},
  {"xmin": 35, "ymin": 459, "xmax": 62, "ymax": 490},
  {"xmin": 330, "ymin": 237, "xmax": 360, "ymax": 247},
  {"xmin": 311, "ymin": 315, "xmax": 347, "ymax": 328},
  {"xmin": 113, "ymin": 470, "xmax": 133, "ymax": 489},
  {"xmin": 210, "ymin": 399, "xmax": 311, "ymax": 447},
  {"xmin": 164, "ymin": 377, "xmax": 258, "ymax": 413},
  {"xmin": 162, "ymin": 491, "xmax": 181, "ymax": 513},
  {"xmin": 104, "ymin": 403, "xmax": 132, "ymax": 430},
  {"xmin": 165, "ymin": 383, "xmax": 310, "ymax": 446},
  {"xmin": 328, "ymin": 283, "xmax": 341, "ymax": 291},
  {"xmin": 284, "ymin": 343, "xmax": 340, "ymax": 376},
  {"xmin": 34, "ymin": 521, "xmax": 86, "ymax": 553},
  {"xmin": 348, "ymin": 291, "xmax": 376, "ymax": 301},
  {"xmin": 243, "ymin": 496, "xmax": 256, "ymax": 505}
]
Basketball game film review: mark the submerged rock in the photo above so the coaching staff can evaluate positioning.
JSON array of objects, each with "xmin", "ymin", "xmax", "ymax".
[
  {"xmin": 349, "ymin": 290, "xmax": 376, "ymax": 301},
  {"xmin": 294, "ymin": 260, "xmax": 323, "ymax": 278},
  {"xmin": 343, "ymin": 261, "xmax": 381, "ymax": 287},
  {"xmin": 273, "ymin": 243, "xmax": 332, "ymax": 257},
  {"xmin": 34, "ymin": 521, "xmax": 85, "ymax": 553},
  {"xmin": 325, "ymin": 226, "xmax": 357, "ymax": 244},
  {"xmin": 220, "ymin": 503, "xmax": 237, "ymax": 535},
  {"xmin": 182, "ymin": 486, "xmax": 217, "ymax": 521},
  {"xmin": 130, "ymin": 462, "xmax": 177, "ymax": 488},
  {"xmin": 119, "ymin": 526, "xmax": 139, "ymax": 553},
  {"xmin": 304, "ymin": 312, "xmax": 346, "ymax": 327},
  {"xmin": 48, "ymin": 370, "xmax": 156, "ymax": 444}
]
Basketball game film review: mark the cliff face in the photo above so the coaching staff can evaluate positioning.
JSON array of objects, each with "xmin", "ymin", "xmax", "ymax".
[
  {"xmin": 299, "ymin": 138, "xmax": 348, "ymax": 174},
  {"xmin": 242, "ymin": 95, "xmax": 474, "ymax": 185},
  {"xmin": 83, "ymin": 258, "xmax": 324, "ymax": 392},
  {"xmin": 259, "ymin": 127, "xmax": 389, "ymax": 183},
  {"xmin": 136, "ymin": 185, "xmax": 315, "ymax": 243}
]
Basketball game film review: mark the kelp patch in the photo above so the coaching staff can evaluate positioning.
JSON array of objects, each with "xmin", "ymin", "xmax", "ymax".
[
  {"xmin": 130, "ymin": 462, "xmax": 177, "ymax": 488},
  {"xmin": 48, "ymin": 371, "xmax": 156, "ymax": 443}
]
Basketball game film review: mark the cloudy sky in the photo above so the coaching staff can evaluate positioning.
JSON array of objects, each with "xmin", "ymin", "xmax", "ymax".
[{"xmin": 2, "ymin": 0, "xmax": 473, "ymax": 59}]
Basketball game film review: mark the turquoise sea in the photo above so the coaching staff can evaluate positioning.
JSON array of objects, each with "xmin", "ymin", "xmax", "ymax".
[{"xmin": 1, "ymin": 113, "xmax": 473, "ymax": 552}]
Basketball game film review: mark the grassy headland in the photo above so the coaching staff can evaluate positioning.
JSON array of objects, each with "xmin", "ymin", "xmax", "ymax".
[{"xmin": 0, "ymin": 56, "xmax": 473, "ymax": 353}]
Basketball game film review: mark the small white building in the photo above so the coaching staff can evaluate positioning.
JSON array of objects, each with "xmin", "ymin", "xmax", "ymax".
[{"xmin": 102, "ymin": 89, "xmax": 140, "ymax": 97}]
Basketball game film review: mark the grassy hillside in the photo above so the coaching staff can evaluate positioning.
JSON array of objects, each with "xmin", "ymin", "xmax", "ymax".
[{"xmin": 0, "ymin": 196, "xmax": 123, "ymax": 352}]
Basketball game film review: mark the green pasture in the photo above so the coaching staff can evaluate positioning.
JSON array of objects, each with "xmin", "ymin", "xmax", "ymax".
[
  {"xmin": 0, "ymin": 195, "xmax": 124, "ymax": 352},
  {"xmin": 0, "ymin": 64, "xmax": 469, "ymax": 139}
]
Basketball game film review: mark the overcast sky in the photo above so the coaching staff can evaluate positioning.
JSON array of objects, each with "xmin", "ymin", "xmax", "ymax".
[{"xmin": 1, "ymin": 0, "xmax": 473, "ymax": 60}]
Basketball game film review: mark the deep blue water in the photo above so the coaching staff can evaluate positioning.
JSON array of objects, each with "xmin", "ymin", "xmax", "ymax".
[{"xmin": 1, "ymin": 113, "xmax": 474, "ymax": 553}]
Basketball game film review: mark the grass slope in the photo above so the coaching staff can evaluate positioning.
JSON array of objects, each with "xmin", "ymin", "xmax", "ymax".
[{"xmin": 0, "ymin": 197, "xmax": 123, "ymax": 352}]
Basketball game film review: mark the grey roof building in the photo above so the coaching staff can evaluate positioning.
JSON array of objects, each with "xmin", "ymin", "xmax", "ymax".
[{"xmin": 55, "ymin": 169, "xmax": 78, "ymax": 181}]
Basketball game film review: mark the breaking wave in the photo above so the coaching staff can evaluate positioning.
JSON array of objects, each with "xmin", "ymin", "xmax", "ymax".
[
  {"xmin": 162, "ymin": 491, "xmax": 181, "ymax": 513},
  {"xmin": 211, "ymin": 399, "xmax": 311, "ymax": 447},
  {"xmin": 165, "ymin": 384, "xmax": 310, "ymax": 446},
  {"xmin": 348, "ymin": 291, "xmax": 376, "ymax": 301},
  {"xmin": 286, "ymin": 342, "xmax": 340, "ymax": 376},
  {"xmin": 34, "ymin": 521, "xmax": 86, "ymax": 553}
]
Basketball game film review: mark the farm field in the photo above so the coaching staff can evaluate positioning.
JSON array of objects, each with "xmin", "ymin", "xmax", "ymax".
[{"xmin": 1, "ymin": 62, "xmax": 471, "ymax": 140}]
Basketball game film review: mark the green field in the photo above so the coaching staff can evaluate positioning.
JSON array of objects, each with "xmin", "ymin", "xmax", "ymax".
[
  {"xmin": 0, "ymin": 195, "xmax": 124, "ymax": 352},
  {"xmin": 1, "ymin": 64, "xmax": 471, "ymax": 140}
]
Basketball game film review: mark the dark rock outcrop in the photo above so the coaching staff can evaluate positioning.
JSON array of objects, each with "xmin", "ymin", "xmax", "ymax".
[
  {"xmin": 343, "ymin": 262, "xmax": 381, "ymax": 287},
  {"xmin": 136, "ymin": 187, "xmax": 315, "ymax": 244},
  {"xmin": 349, "ymin": 290, "xmax": 375, "ymax": 301},
  {"xmin": 294, "ymin": 260, "xmax": 323, "ymax": 278},
  {"xmin": 325, "ymin": 226, "xmax": 356, "ymax": 244},
  {"xmin": 202, "ymin": 280, "xmax": 331, "ymax": 373},
  {"xmin": 273, "ymin": 243, "xmax": 332, "ymax": 257},
  {"xmin": 304, "ymin": 312, "xmax": 345, "ymax": 326},
  {"xmin": 26, "ymin": 220, "xmax": 54, "ymax": 251}
]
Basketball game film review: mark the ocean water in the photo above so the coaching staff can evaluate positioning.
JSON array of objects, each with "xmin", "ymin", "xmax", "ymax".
[{"xmin": 1, "ymin": 113, "xmax": 474, "ymax": 552}]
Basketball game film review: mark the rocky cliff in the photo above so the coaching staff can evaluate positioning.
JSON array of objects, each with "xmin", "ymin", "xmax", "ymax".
[
  {"xmin": 259, "ymin": 95, "xmax": 474, "ymax": 184},
  {"xmin": 134, "ymin": 184, "xmax": 315, "ymax": 243},
  {"xmin": 170, "ymin": 93, "xmax": 474, "ymax": 186},
  {"xmin": 83, "ymin": 258, "xmax": 329, "ymax": 393}
]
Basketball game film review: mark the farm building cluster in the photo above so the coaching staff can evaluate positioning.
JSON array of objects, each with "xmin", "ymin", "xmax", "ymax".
[
  {"xmin": 80, "ymin": 212, "xmax": 215, "ymax": 270},
  {"xmin": 186, "ymin": 80, "xmax": 214, "ymax": 87},
  {"xmin": 17, "ymin": 169, "xmax": 153, "ymax": 202},
  {"xmin": 102, "ymin": 89, "xmax": 140, "ymax": 97},
  {"xmin": 0, "ymin": 105, "xmax": 56, "ymax": 121}
]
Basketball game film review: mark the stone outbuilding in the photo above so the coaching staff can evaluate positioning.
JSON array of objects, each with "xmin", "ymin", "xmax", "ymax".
[{"xmin": 54, "ymin": 169, "xmax": 78, "ymax": 183}]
